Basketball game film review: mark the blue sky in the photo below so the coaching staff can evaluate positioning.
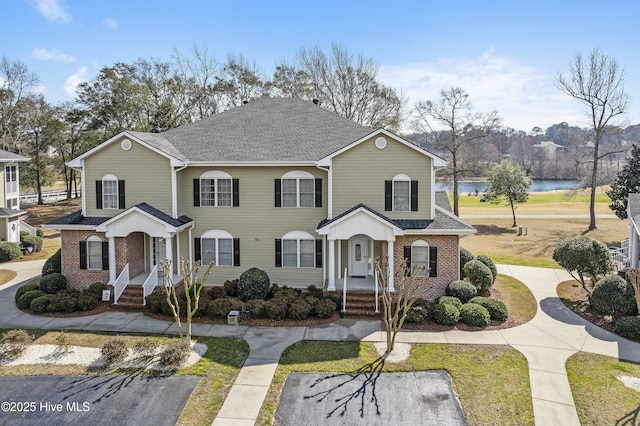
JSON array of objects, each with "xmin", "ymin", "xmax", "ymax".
[{"xmin": 3, "ymin": 0, "xmax": 640, "ymax": 132}]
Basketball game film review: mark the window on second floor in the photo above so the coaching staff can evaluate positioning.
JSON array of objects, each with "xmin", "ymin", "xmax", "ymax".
[
  {"xmin": 275, "ymin": 171, "xmax": 322, "ymax": 208},
  {"xmin": 385, "ymin": 175, "xmax": 418, "ymax": 212},
  {"xmin": 5, "ymin": 165, "xmax": 17, "ymax": 194},
  {"xmin": 96, "ymin": 175, "xmax": 125, "ymax": 210},
  {"xmin": 193, "ymin": 171, "xmax": 239, "ymax": 207}
]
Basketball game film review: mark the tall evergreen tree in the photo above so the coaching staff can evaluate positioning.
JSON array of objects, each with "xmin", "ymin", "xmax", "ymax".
[{"xmin": 607, "ymin": 143, "xmax": 640, "ymax": 219}]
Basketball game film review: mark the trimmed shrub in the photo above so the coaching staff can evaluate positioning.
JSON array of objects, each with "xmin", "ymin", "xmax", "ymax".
[
  {"xmin": 159, "ymin": 339, "xmax": 191, "ymax": 369},
  {"xmin": 101, "ymin": 337, "xmax": 128, "ymax": 366},
  {"xmin": 437, "ymin": 296, "xmax": 463, "ymax": 310},
  {"xmin": 15, "ymin": 283, "xmax": 40, "ymax": 303},
  {"xmin": 265, "ymin": 298, "xmax": 288, "ymax": 320},
  {"xmin": 405, "ymin": 299, "xmax": 429, "ymax": 324},
  {"xmin": 614, "ymin": 316, "xmax": 640, "ymax": 341},
  {"xmin": 39, "ymin": 273, "xmax": 68, "ymax": 294},
  {"xmin": 273, "ymin": 286, "xmax": 299, "ymax": 305},
  {"xmin": 315, "ymin": 298, "xmax": 337, "ymax": 318},
  {"xmin": 30, "ymin": 294, "xmax": 51, "ymax": 314},
  {"xmin": 445, "ymin": 280, "xmax": 477, "ymax": 303},
  {"xmin": 209, "ymin": 286, "xmax": 226, "ymax": 300},
  {"xmin": 459, "ymin": 303, "xmax": 491, "ymax": 327},
  {"xmin": 87, "ymin": 282, "xmax": 107, "ymax": 300},
  {"xmin": 553, "ymin": 235, "xmax": 614, "ymax": 287},
  {"xmin": 0, "ymin": 329, "xmax": 33, "ymax": 359},
  {"xmin": 288, "ymin": 298, "xmax": 312, "ymax": 320},
  {"xmin": 306, "ymin": 285, "xmax": 323, "ymax": 298},
  {"xmin": 590, "ymin": 275, "xmax": 637, "ymax": 318},
  {"xmin": 304, "ymin": 296, "xmax": 320, "ymax": 315},
  {"xmin": 17, "ymin": 289, "xmax": 47, "ymax": 310},
  {"xmin": 19, "ymin": 231, "xmax": 29, "ymax": 240},
  {"xmin": 459, "ymin": 247, "xmax": 475, "ymax": 279},
  {"xmin": 464, "ymin": 260, "xmax": 494, "ymax": 293},
  {"xmin": 245, "ymin": 299, "xmax": 268, "ymax": 318},
  {"xmin": 223, "ymin": 279, "xmax": 238, "ymax": 297},
  {"xmin": 237, "ymin": 267, "xmax": 271, "ymax": 301},
  {"xmin": 0, "ymin": 241, "xmax": 21, "ymax": 262},
  {"xmin": 469, "ymin": 297, "xmax": 508, "ymax": 322},
  {"xmin": 36, "ymin": 228, "xmax": 44, "ymax": 238},
  {"xmin": 433, "ymin": 303, "xmax": 460, "ymax": 326},
  {"xmin": 476, "ymin": 255, "xmax": 498, "ymax": 284},
  {"xmin": 48, "ymin": 290, "xmax": 80, "ymax": 313},
  {"xmin": 207, "ymin": 298, "xmax": 234, "ymax": 319},
  {"xmin": 77, "ymin": 294, "xmax": 98, "ymax": 311},
  {"xmin": 21, "ymin": 235, "xmax": 43, "ymax": 253},
  {"xmin": 144, "ymin": 292, "xmax": 165, "ymax": 313},
  {"xmin": 42, "ymin": 248, "xmax": 62, "ymax": 276},
  {"xmin": 132, "ymin": 338, "xmax": 159, "ymax": 360}
]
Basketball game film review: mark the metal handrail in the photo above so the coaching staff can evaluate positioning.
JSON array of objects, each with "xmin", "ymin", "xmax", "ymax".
[
  {"xmin": 341, "ymin": 268, "xmax": 347, "ymax": 313},
  {"xmin": 113, "ymin": 263, "xmax": 129, "ymax": 304},
  {"xmin": 142, "ymin": 264, "xmax": 159, "ymax": 305},
  {"xmin": 375, "ymin": 272, "xmax": 379, "ymax": 313}
]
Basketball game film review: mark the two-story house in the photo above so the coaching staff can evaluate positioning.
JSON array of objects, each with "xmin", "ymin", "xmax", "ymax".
[
  {"xmin": 0, "ymin": 149, "xmax": 30, "ymax": 243},
  {"xmin": 45, "ymin": 98, "xmax": 475, "ymax": 305}
]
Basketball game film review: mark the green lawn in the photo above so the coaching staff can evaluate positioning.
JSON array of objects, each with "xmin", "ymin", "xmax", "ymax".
[{"xmin": 453, "ymin": 191, "xmax": 611, "ymax": 209}]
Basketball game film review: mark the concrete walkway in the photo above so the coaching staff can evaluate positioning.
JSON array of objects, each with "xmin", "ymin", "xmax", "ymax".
[{"xmin": 2, "ymin": 260, "xmax": 640, "ymax": 426}]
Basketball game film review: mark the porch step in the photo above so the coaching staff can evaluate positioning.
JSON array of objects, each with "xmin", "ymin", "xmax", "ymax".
[
  {"xmin": 326, "ymin": 290, "xmax": 382, "ymax": 319},
  {"xmin": 112, "ymin": 284, "xmax": 144, "ymax": 308}
]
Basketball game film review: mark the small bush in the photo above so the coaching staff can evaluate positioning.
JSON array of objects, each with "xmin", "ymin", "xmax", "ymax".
[
  {"xmin": 36, "ymin": 228, "xmax": 44, "ymax": 238},
  {"xmin": 245, "ymin": 299, "xmax": 268, "ymax": 318},
  {"xmin": 208, "ymin": 286, "xmax": 226, "ymax": 299},
  {"xmin": 433, "ymin": 303, "xmax": 460, "ymax": 326},
  {"xmin": 237, "ymin": 267, "xmax": 271, "ymax": 301},
  {"xmin": 132, "ymin": 338, "xmax": 159, "ymax": 360},
  {"xmin": 304, "ymin": 296, "xmax": 320, "ymax": 315},
  {"xmin": 159, "ymin": 339, "xmax": 191, "ymax": 369},
  {"xmin": 405, "ymin": 299, "xmax": 429, "ymax": 324},
  {"xmin": 459, "ymin": 303, "xmax": 491, "ymax": 327},
  {"xmin": 0, "ymin": 241, "xmax": 21, "ymax": 261},
  {"xmin": 21, "ymin": 235, "xmax": 43, "ymax": 253},
  {"xmin": 15, "ymin": 283, "xmax": 40, "ymax": 303},
  {"xmin": 77, "ymin": 294, "xmax": 98, "ymax": 311},
  {"xmin": 273, "ymin": 286, "xmax": 299, "ymax": 305},
  {"xmin": 476, "ymin": 255, "xmax": 498, "ymax": 284},
  {"xmin": 30, "ymin": 294, "xmax": 51, "ymax": 314},
  {"xmin": 469, "ymin": 297, "xmax": 508, "ymax": 322},
  {"xmin": 445, "ymin": 280, "xmax": 477, "ymax": 303},
  {"xmin": 0, "ymin": 329, "xmax": 33, "ymax": 359},
  {"xmin": 206, "ymin": 298, "xmax": 233, "ymax": 319},
  {"xmin": 101, "ymin": 337, "xmax": 128, "ymax": 366},
  {"xmin": 590, "ymin": 275, "xmax": 638, "ymax": 318},
  {"xmin": 464, "ymin": 260, "xmax": 494, "ymax": 293},
  {"xmin": 19, "ymin": 231, "xmax": 29, "ymax": 240},
  {"xmin": 265, "ymin": 298, "xmax": 288, "ymax": 320},
  {"xmin": 306, "ymin": 285, "xmax": 323, "ymax": 298},
  {"xmin": 223, "ymin": 279, "xmax": 238, "ymax": 297},
  {"xmin": 437, "ymin": 296, "xmax": 463, "ymax": 310},
  {"xmin": 144, "ymin": 292, "xmax": 165, "ymax": 313},
  {"xmin": 459, "ymin": 247, "xmax": 475, "ymax": 279},
  {"xmin": 42, "ymin": 248, "xmax": 62, "ymax": 276},
  {"xmin": 53, "ymin": 332, "xmax": 75, "ymax": 357},
  {"xmin": 87, "ymin": 282, "xmax": 107, "ymax": 300},
  {"xmin": 39, "ymin": 273, "xmax": 68, "ymax": 294},
  {"xmin": 48, "ymin": 290, "xmax": 80, "ymax": 313},
  {"xmin": 17, "ymin": 289, "xmax": 47, "ymax": 310},
  {"xmin": 315, "ymin": 298, "xmax": 337, "ymax": 318},
  {"xmin": 614, "ymin": 316, "xmax": 640, "ymax": 341},
  {"xmin": 288, "ymin": 298, "xmax": 312, "ymax": 320}
]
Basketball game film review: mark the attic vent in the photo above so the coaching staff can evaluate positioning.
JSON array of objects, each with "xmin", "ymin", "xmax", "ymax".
[
  {"xmin": 243, "ymin": 100, "xmax": 249, "ymax": 105},
  {"xmin": 312, "ymin": 99, "xmax": 320, "ymax": 105},
  {"xmin": 121, "ymin": 139, "xmax": 132, "ymax": 151},
  {"xmin": 375, "ymin": 137, "xmax": 387, "ymax": 150}
]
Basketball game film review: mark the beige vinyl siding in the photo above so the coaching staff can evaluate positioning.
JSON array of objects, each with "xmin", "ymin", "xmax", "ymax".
[
  {"xmin": 178, "ymin": 166, "xmax": 327, "ymax": 286},
  {"xmin": 331, "ymin": 135, "xmax": 433, "ymax": 219},
  {"xmin": 84, "ymin": 138, "xmax": 173, "ymax": 217}
]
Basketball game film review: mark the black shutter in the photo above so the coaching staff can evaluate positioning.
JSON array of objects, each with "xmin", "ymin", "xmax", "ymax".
[
  {"xmin": 96, "ymin": 181, "xmax": 103, "ymax": 209},
  {"xmin": 194, "ymin": 238, "xmax": 201, "ymax": 262},
  {"xmin": 233, "ymin": 238, "xmax": 240, "ymax": 266},
  {"xmin": 79, "ymin": 241, "xmax": 87, "ymax": 269},
  {"xmin": 410, "ymin": 180, "xmax": 418, "ymax": 211},
  {"xmin": 193, "ymin": 179, "xmax": 200, "ymax": 207},
  {"xmin": 385, "ymin": 180, "xmax": 392, "ymax": 211},
  {"xmin": 274, "ymin": 179, "xmax": 281, "ymax": 207},
  {"xmin": 232, "ymin": 178, "xmax": 240, "ymax": 207},
  {"xmin": 404, "ymin": 246, "xmax": 411, "ymax": 276},
  {"xmin": 315, "ymin": 178, "xmax": 322, "ymax": 207},
  {"xmin": 275, "ymin": 239, "xmax": 282, "ymax": 267},
  {"xmin": 429, "ymin": 246, "xmax": 438, "ymax": 277},
  {"xmin": 315, "ymin": 239, "xmax": 322, "ymax": 268},
  {"xmin": 118, "ymin": 180, "xmax": 126, "ymax": 209},
  {"xmin": 102, "ymin": 241, "xmax": 109, "ymax": 270}
]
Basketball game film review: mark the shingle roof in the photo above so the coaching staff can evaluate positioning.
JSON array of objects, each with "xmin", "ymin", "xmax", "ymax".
[
  {"xmin": 0, "ymin": 149, "xmax": 29, "ymax": 162},
  {"xmin": 134, "ymin": 203, "xmax": 192, "ymax": 227},
  {"xmin": 45, "ymin": 210, "xmax": 110, "ymax": 226},
  {"xmin": 133, "ymin": 98, "xmax": 374, "ymax": 162},
  {"xmin": 435, "ymin": 191, "xmax": 453, "ymax": 212},
  {"xmin": 430, "ymin": 208, "xmax": 476, "ymax": 232},
  {"xmin": 45, "ymin": 204, "xmax": 193, "ymax": 229},
  {"xmin": 628, "ymin": 193, "xmax": 640, "ymax": 228},
  {"xmin": 0, "ymin": 208, "xmax": 24, "ymax": 217}
]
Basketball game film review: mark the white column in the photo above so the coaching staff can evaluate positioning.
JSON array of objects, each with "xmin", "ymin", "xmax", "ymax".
[
  {"xmin": 631, "ymin": 227, "xmax": 639, "ymax": 268},
  {"xmin": 387, "ymin": 239, "xmax": 395, "ymax": 292},
  {"xmin": 108, "ymin": 236, "xmax": 116, "ymax": 283},
  {"xmin": 165, "ymin": 236, "xmax": 174, "ymax": 275},
  {"xmin": 328, "ymin": 238, "xmax": 336, "ymax": 290},
  {"xmin": 337, "ymin": 239, "xmax": 342, "ymax": 278}
]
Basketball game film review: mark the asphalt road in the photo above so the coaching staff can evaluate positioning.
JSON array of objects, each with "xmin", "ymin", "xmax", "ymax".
[{"xmin": 0, "ymin": 374, "xmax": 200, "ymax": 426}]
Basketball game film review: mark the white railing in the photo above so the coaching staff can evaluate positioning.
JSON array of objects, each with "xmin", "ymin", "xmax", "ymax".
[
  {"xmin": 341, "ymin": 268, "xmax": 347, "ymax": 313},
  {"xmin": 19, "ymin": 221, "xmax": 37, "ymax": 236},
  {"xmin": 375, "ymin": 272, "xmax": 379, "ymax": 313},
  {"xmin": 142, "ymin": 264, "xmax": 159, "ymax": 305},
  {"xmin": 113, "ymin": 263, "xmax": 130, "ymax": 304}
]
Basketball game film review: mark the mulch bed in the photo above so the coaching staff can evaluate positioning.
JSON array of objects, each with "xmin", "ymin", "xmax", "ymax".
[{"xmin": 557, "ymin": 280, "xmax": 618, "ymax": 335}]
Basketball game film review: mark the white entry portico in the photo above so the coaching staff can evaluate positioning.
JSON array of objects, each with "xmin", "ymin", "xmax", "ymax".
[{"xmin": 317, "ymin": 204, "xmax": 404, "ymax": 291}]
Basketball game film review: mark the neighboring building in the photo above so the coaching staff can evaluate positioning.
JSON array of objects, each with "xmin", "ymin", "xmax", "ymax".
[
  {"xmin": 0, "ymin": 150, "xmax": 30, "ymax": 243},
  {"xmin": 45, "ymin": 98, "xmax": 475, "ymax": 304},
  {"xmin": 531, "ymin": 140, "xmax": 565, "ymax": 160}
]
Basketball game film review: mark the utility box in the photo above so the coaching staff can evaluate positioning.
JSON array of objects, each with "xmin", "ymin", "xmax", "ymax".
[{"xmin": 227, "ymin": 310, "xmax": 240, "ymax": 325}]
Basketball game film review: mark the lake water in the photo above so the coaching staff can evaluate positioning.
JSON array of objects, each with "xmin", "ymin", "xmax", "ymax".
[{"xmin": 435, "ymin": 179, "xmax": 580, "ymax": 194}]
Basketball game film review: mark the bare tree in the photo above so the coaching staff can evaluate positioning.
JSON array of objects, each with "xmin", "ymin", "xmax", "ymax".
[
  {"xmin": 414, "ymin": 87, "xmax": 501, "ymax": 216},
  {"xmin": 214, "ymin": 53, "xmax": 270, "ymax": 109},
  {"xmin": 0, "ymin": 57, "xmax": 40, "ymax": 151},
  {"xmin": 374, "ymin": 257, "xmax": 431, "ymax": 353},
  {"xmin": 172, "ymin": 45, "xmax": 222, "ymax": 120},
  {"xmin": 556, "ymin": 48, "xmax": 629, "ymax": 230}
]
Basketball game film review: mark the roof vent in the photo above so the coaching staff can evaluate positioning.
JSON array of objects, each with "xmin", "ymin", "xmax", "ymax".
[
  {"xmin": 243, "ymin": 100, "xmax": 249, "ymax": 105},
  {"xmin": 312, "ymin": 98, "xmax": 320, "ymax": 105}
]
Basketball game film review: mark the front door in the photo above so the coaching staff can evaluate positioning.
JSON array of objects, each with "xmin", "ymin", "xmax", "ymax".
[
  {"xmin": 153, "ymin": 237, "xmax": 166, "ymax": 277},
  {"xmin": 349, "ymin": 236, "xmax": 370, "ymax": 277}
]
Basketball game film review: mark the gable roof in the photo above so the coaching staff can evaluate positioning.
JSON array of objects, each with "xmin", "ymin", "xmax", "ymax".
[
  {"xmin": 628, "ymin": 193, "xmax": 640, "ymax": 233},
  {"xmin": 0, "ymin": 149, "xmax": 29, "ymax": 163}
]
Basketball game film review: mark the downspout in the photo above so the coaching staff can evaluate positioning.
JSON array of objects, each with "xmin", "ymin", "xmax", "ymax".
[
  {"xmin": 316, "ymin": 164, "xmax": 331, "ymax": 286},
  {"xmin": 315, "ymin": 164, "xmax": 331, "ymax": 219},
  {"xmin": 172, "ymin": 163, "xmax": 188, "ymax": 218}
]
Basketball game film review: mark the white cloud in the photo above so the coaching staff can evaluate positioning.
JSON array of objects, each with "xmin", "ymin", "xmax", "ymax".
[
  {"xmin": 31, "ymin": 0, "xmax": 71, "ymax": 24},
  {"xmin": 103, "ymin": 18, "xmax": 118, "ymax": 29},
  {"xmin": 64, "ymin": 66, "xmax": 88, "ymax": 99},
  {"xmin": 31, "ymin": 48, "xmax": 76, "ymax": 63},
  {"xmin": 379, "ymin": 48, "xmax": 586, "ymax": 132}
]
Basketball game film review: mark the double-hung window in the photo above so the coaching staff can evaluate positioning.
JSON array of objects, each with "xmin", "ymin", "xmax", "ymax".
[
  {"xmin": 195, "ymin": 171, "xmax": 238, "ymax": 207},
  {"xmin": 102, "ymin": 176, "xmax": 118, "ymax": 209},
  {"xmin": 197, "ymin": 230, "xmax": 238, "ymax": 267},
  {"xmin": 277, "ymin": 231, "xmax": 321, "ymax": 268},
  {"xmin": 277, "ymin": 171, "xmax": 319, "ymax": 208},
  {"xmin": 385, "ymin": 174, "xmax": 418, "ymax": 212}
]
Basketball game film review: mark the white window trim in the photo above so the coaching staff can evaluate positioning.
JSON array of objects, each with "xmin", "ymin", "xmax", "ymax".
[
  {"xmin": 201, "ymin": 230, "xmax": 233, "ymax": 266},
  {"xmin": 87, "ymin": 235, "xmax": 103, "ymax": 270},
  {"xmin": 282, "ymin": 230, "xmax": 315, "ymax": 268},
  {"xmin": 200, "ymin": 171, "xmax": 233, "ymax": 207},
  {"xmin": 281, "ymin": 170, "xmax": 315, "ymax": 208},
  {"xmin": 102, "ymin": 174, "xmax": 118, "ymax": 210},
  {"xmin": 392, "ymin": 173, "xmax": 411, "ymax": 212},
  {"xmin": 411, "ymin": 239, "xmax": 429, "ymax": 277}
]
